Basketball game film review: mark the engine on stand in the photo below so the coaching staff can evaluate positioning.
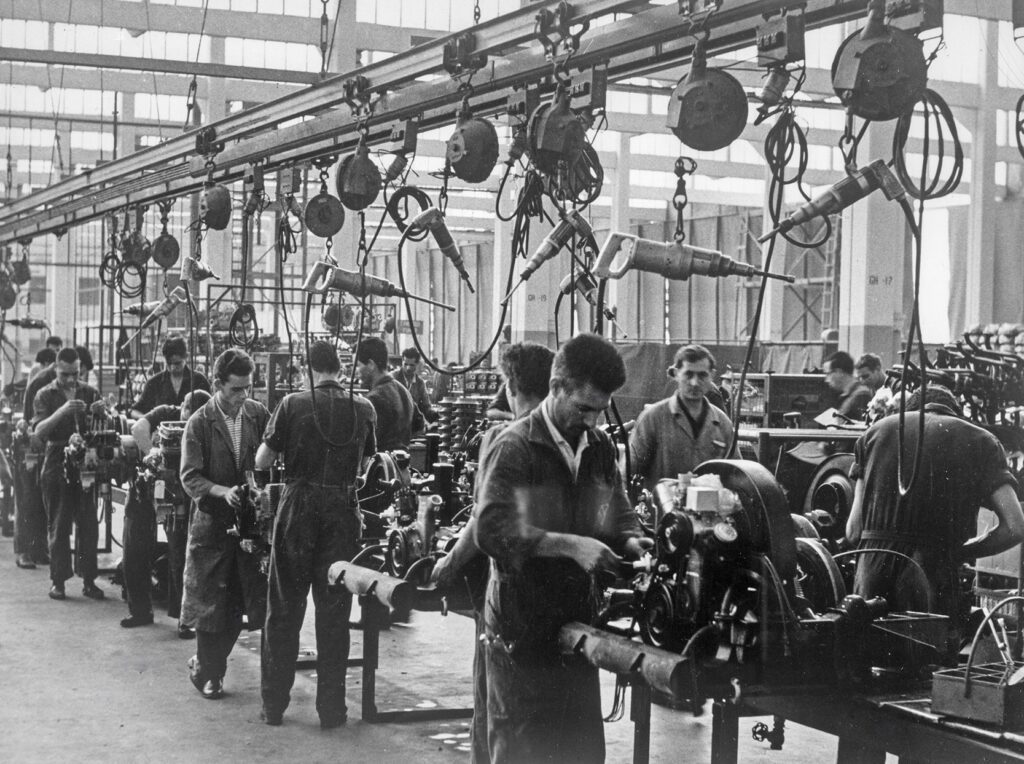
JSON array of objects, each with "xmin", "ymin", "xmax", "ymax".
[
  {"xmin": 611, "ymin": 459, "xmax": 950, "ymax": 708},
  {"xmin": 230, "ymin": 471, "xmax": 283, "ymax": 575},
  {"xmin": 355, "ymin": 448, "xmax": 474, "ymax": 583},
  {"xmin": 64, "ymin": 428, "xmax": 139, "ymax": 495},
  {"xmin": 137, "ymin": 421, "xmax": 188, "ymax": 534}
]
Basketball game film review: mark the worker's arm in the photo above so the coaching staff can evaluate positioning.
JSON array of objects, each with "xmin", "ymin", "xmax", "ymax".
[
  {"xmin": 473, "ymin": 434, "xmax": 620, "ymax": 575},
  {"xmin": 254, "ymin": 442, "xmax": 278, "ymax": 471},
  {"xmin": 961, "ymin": 483, "xmax": 1024, "ymax": 561},
  {"xmin": 33, "ymin": 395, "xmax": 85, "ymax": 442},
  {"xmin": 180, "ymin": 416, "xmax": 241, "ymax": 510},
  {"xmin": 131, "ymin": 417, "xmax": 155, "ymax": 453},
  {"xmin": 845, "ymin": 478, "xmax": 866, "ymax": 545}
]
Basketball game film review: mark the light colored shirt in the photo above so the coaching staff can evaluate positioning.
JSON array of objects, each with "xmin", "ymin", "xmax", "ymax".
[
  {"xmin": 540, "ymin": 396, "xmax": 589, "ymax": 481},
  {"xmin": 216, "ymin": 398, "xmax": 243, "ymax": 466}
]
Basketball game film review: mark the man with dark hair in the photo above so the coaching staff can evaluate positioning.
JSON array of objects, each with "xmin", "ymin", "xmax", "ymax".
[
  {"xmin": 122, "ymin": 389, "xmax": 212, "ymax": 633},
  {"xmin": 396, "ymin": 347, "xmax": 434, "ymax": 426},
  {"xmin": 825, "ymin": 350, "xmax": 873, "ymax": 421},
  {"xmin": 432, "ymin": 341, "xmax": 554, "ymax": 763},
  {"xmin": 180, "ymin": 348, "xmax": 269, "ymax": 700},
  {"xmin": 355, "ymin": 337, "xmax": 421, "ymax": 451},
  {"xmin": 27, "ymin": 347, "xmax": 56, "ymax": 384},
  {"xmin": 131, "ymin": 334, "xmax": 209, "ymax": 419},
  {"xmin": 33, "ymin": 346, "xmax": 110, "ymax": 601},
  {"xmin": 630, "ymin": 344, "xmax": 734, "ymax": 492},
  {"xmin": 855, "ymin": 352, "xmax": 886, "ymax": 393},
  {"xmin": 256, "ymin": 340, "xmax": 377, "ymax": 728},
  {"xmin": 847, "ymin": 385, "xmax": 1024, "ymax": 654},
  {"xmin": 475, "ymin": 333, "xmax": 651, "ymax": 763},
  {"xmin": 46, "ymin": 336, "xmax": 63, "ymax": 351}
]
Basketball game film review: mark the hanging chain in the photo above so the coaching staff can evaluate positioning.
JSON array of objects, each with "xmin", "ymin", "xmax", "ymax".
[
  {"xmin": 839, "ymin": 112, "xmax": 859, "ymax": 173},
  {"xmin": 158, "ymin": 199, "xmax": 173, "ymax": 234},
  {"xmin": 183, "ymin": 77, "xmax": 198, "ymax": 131},
  {"xmin": 473, "ymin": 0, "xmax": 481, "ymax": 24},
  {"xmin": 319, "ymin": 163, "xmax": 336, "ymax": 262},
  {"xmin": 357, "ymin": 210, "xmax": 369, "ymax": 268},
  {"xmin": 4, "ymin": 145, "xmax": 11, "ymax": 201},
  {"xmin": 439, "ymin": 162, "xmax": 451, "ymax": 214},
  {"xmin": 672, "ymin": 156, "xmax": 696, "ymax": 243},
  {"xmin": 319, "ymin": 0, "xmax": 330, "ymax": 77}
]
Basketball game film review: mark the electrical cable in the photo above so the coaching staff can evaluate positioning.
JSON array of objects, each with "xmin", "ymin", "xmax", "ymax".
[
  {"xmin": 892, "ymin": 88, "xmax": 963, "ymax": 200},
  {"xmin": 764, "ymin": 107, "xmax": 831, "ymax": 249}
]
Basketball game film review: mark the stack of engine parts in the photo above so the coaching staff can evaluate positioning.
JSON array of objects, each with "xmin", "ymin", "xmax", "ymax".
[
  {"xmin": 232, "ymin": 471, "xmax": 283, "ymax": 575},
  {"xmin": 603, "ymin": 460, "xmax": 949, "ymax": 708},
  {"xmin": 927, "ymin": 333, "xmax": 1024, "ymax": 428},
  {"xmin": 138, "ymin": 421, "xmax": 188, "ymax": 529},
  {"xmin": 434, "ymin": 396, "xmax": 490, "ymax": 454},
  {"xmin": 355, "ymin": 449, "xmax": 473, "ymax": 584}
]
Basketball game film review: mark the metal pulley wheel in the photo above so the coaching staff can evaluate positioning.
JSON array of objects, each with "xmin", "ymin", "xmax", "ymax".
[
  {"xmin": 667, "ymin": 37, "xmax": 749, "ymax": 152},
  {"xmin": 793, "ymin": 537, "xmax": 846, "ymax": 613},
  {"xmin": 199, "ymin": 183, "xmax": 232, "ymax": 231},
  {"xmin": 831, "ymin": 4, "xmax": 927, "ymax": 121},
  {"xmin": 151, "ymin": 232, "xmax": 180, "ymax": 270},
  {"xmin": 639, "ymin": 581, "xmax": 692, "ymax": 652},
  {"xmin": 0, "ymin": 273, "xmax": 16, "ymax": 311},
  {"xmin": 304, "ymin": 191, "xmax": 346, "ymax": 238},
  {"xmin": 322, "ymin": 302, "xmax": 355, "ymax": 333},
  {"xmin": 528, "ymin": 85, "xmax": 585, "ymax": 175},
  {"xmin": 802, "ymin": 452, "xmax": 855, "ymax": 533},
  {"xmin": 335, "ymin": 142, "xmax": 382, "ymax": 211},
  {"xmin": 123, "ymin": 230, "xmax": 152, "ymax": 264},
  {"xmin": 9, "ymin": 254, "xmax": 30, "ymax": 285},
  {"xmin": 693, "ymin": 459, "xmax": 797, "ymax": 582},
  {"xmin": 446, "ymin": 114, "xmax": 500, "ymax": 183}
]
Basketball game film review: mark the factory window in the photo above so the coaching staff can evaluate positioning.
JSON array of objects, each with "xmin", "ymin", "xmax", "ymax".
[
  {"xmin": 629, "ymin": 133, "xmax": 676, "ymax": 157},
  {"xmin": 0, "ymin": 19, "xmax": 48, "ymax": 50},
  {"xmin": 803, "ymin": 25, "xmax": 845, "ymax": 70},
  {"xmin": 589, "ymin": 130, "xmax": 620, "ymax": 152},
  {"xmin": 17, "ymin": 159, "xmax": 53, "ymax": 176},
  {"xmin": 225, "ymin": 38, "xmax": 320, "ymax": 72},
  {"xmin": 70, "ymin": 131, "xmax": 115, "ymax": 153},
  {"xmin": 630, "ymin": 169, "xmax": 677, "ymax": 189},
  {"xmin": 650, "ymin": 94, "xmax": 669, "ymax": 116},
  {"xmin": 135, "ymin": 94, "xmax": 192, "ymax": 123},
  {"xmin": 929, "ymin": 15, "xmax": 981, "ymax": 84},
  {"xmin": 357, "ymin": 49, "xmax": 395, "ymax": 67},
  {"xmin": 0, "ymin": 127, "xmax": 55, "ymax": 148},
  {"xmin": 997, "ymin": 22, "xmax": 1024, "ymax": 88},
  {"xmin": 356, "ymin": 0, "xmax": 517, "ymax": 31}
]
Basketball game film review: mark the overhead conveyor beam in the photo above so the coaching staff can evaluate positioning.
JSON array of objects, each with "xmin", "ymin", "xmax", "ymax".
[
  {"xmin": 0, "ymin": 47, "xmax": 322, "ymax": 85},
  {"xmin": 0, "ymin": 0, "xmax": 869, "ymax": 246}
]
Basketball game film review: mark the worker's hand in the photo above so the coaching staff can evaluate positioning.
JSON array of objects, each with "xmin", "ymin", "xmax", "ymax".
[
  {"xmin": 623, "ymin": 536, "xmax": 654, "ymax": 559},
  {"xmin": 15, "ymin": 419, "xmax": 27, "ymax": 434},
  {"xmin": 89, "ymin": 400, "xmax": 108, "ymax": 417},
  {"xmin": 430, "ymin": 553, "xmax": 454, "ymax": 589},
  {"xmin": 59, "ymin": 399, "xmax": 86, "ymax": 418},
  {"xmin": 212, "ymin": 484, "xmax": 244, "ymax": 509},
  {"xmin": 567, "ymin": 536, "xmax": 621, "ymax": 575}
]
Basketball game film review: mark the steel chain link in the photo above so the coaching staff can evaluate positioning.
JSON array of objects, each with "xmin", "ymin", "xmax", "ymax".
[
  {"xmin": 319, "ymin": 0, "xmax": 330, "ymax": 76},
  {"xmin": 672, "ymin": 156, "xmax": 696, "ymax": 243}
]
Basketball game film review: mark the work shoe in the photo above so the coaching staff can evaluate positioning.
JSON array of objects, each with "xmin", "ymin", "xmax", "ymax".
[
  {"xmin": 48, "ymin": 584, "xmax": 66, "ymax": 600},
  {"xmin": 260, "ymin": 708, "xmax": 283, "ymax": 726},
  {"xmin": 201, "ymin": 679, "xmax": 224, "ymax": 700},
  {"xmin": 188, "ymin": 656, "xmax": 204, "ymax": 694},
  {"xmin": 120, "ymin": 614, "xmax": 154, "ymax": 628},
  {"xmin": 82, "ymin": 581, "xmax": 105, "ymax": 600},
  {"xmin": 177, "ymin": 624, "xmax": 196, "ymax": 640},
  {"xmin": 16, "ymin": 554, "xmax": 36, "ymax": 569}
]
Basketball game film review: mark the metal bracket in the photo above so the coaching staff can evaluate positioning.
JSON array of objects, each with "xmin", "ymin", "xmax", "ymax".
[
  {"xmin": 442, "ymin": 32, "xmax": 488, "ymax": 80},
  {"xmin": 506, "ymin": 86, "xmax": 541, "ymax": 126},
  {"xmin": 568, "ymin": 65, "xmax": 608, "ymax": 119},
  {"xmin": 885, "ymin": 0, "xmax": 943, "ymax": 33},
  {"xmin": 756, "ymin": 12, "xmax": 805, "ymax": 67},
  {"xmin": 194, "ymin": 127, "xmax": 223, "ymax": 159},
  {"xmin": 535, "ymin": 1, "xmax": 591, "ymax": 68},
  {"xmin": 389, "ymin": 118, "xmax": 419, "ymax": 155},
  {"xmin": 677, "ymin": 0, "xmax": 722, "ymax": 25},
  {"xmin": 342, "ymin": 75, "xmax": 374, "ymax": 119}
]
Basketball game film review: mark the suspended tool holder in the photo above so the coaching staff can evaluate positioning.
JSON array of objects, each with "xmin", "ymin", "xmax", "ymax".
[{"xmin": 301, "ymin": 261, "xmax": 455, "ymax": 312}]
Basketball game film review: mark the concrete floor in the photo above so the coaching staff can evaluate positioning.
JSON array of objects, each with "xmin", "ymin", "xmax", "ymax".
[{"xmin": 0, "ymin": 533, "xmax": 848, "ymax": 763}]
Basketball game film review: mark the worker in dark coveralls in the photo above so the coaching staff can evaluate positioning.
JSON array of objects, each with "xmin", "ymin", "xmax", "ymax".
[
  {"xmin": 396, "ymin": 346, "xmax": 434, "ymax": 425},
  {"xmin": 180, "ymin": 349, "xmax": 270, "ymax": 700},
  {"xmin": 846, "ymin": 386, "xmax": 1024, "ymax": 653},
  {"xmin": 629, "ymin": 344, "xmax": 734, "ymax": 492},
  {"xmin": 131, "ymin": 334, "xmax": 210, "ymax": 419},
  {"xmin": 825, "ymin": 350, "xmax": 874, "ymax": 421},
  {"xmin": 121, "ymin": 389, "xmax": 211, "ymax": 632},
  {"xmin": 432, "ymin": 341, "xmax": 554, "ymax": 764},
  {"xmin": 256, "ymin": 340, "xmax": 377, "ymax": 728},
  {"xmin": 16, "ymin": 345, "xmax": 94, "ymax": 570},
  {"xmin": 33, "ymin": 347, "xmax": 110, "ymax": 601},
  {"xmin": 474, "ymin": 333, "xmax": 651, "ymax": 763},
  {"xmin": 355, "ymin": 336, "xmax": 422, "ymax": 451}
]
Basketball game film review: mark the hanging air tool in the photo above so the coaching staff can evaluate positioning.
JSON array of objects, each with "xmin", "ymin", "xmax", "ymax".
[
  {"xmin": 301, "ymin": 261, "xmax": 455, "ymax": 312},
  {"xmin": 336, "ymin": 137, "xmax": 382, "ymax": 211},
  {"xmin": 409, "ymin": 208, "xmax": 475, "ymax": 293},
  {"xmin": 831, "ymin": 0, "xmax": 928, "ymax": 121},
  {"xmin": 123, "ymin": 207, "xmax": 152, "ymax": 264},
  {"xmin": 119, "ymin": 286, "xmax": 188, "ymax": 349},
  {"xmin": 304, "ymin": 161, "xmax": 346, "ymax": 238},
  {"xmin": 559, "ymin": 272, "xmax": 625, "ymax": 336},
  {"xmin": 528, "ymin": 82, "xmax": 585, "ymax": 175},
  {"xmin": 594, "ymin": 233, "xmax": 794, "ymax": 283},
  {"xmin": 179, "ymin": 256, "xmax": 220, "ymax": 282},
  {"xmin": 152, "ymin": 200, "xmax": 180, "ymax": 270},
  {"xmin": 0, "ymin": 273, "xmax": 19, "ymax": 311},
  {"xmin": 667, "ymin": 33, "xmax": 749, "ymax": 152},
  {"xmin": 199, "ymin": 182, "xmax": 232, "ymax": 231},
  {"xmin": 6, "ymin": 317, "xmax": 47, "ymax": 330},
  {"xmin": 757, "ymin": 159, "xmax": 906, "ymax": 241},
  {"xmin": 500, "ymin": 208, "xmax": 593, "ymax": 306},
  {"xmin": 9, "ymin": 243, "xmax": 31, "ymax": 286},
  {"xmin": 446, "ymin": 101, "xmax": 499, "ymax": 184}
]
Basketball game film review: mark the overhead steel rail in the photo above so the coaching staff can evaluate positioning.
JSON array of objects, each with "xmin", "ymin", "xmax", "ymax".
[{"xmin": 0, "ymin": 0, "xmax": 869, "ymax": 246}]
